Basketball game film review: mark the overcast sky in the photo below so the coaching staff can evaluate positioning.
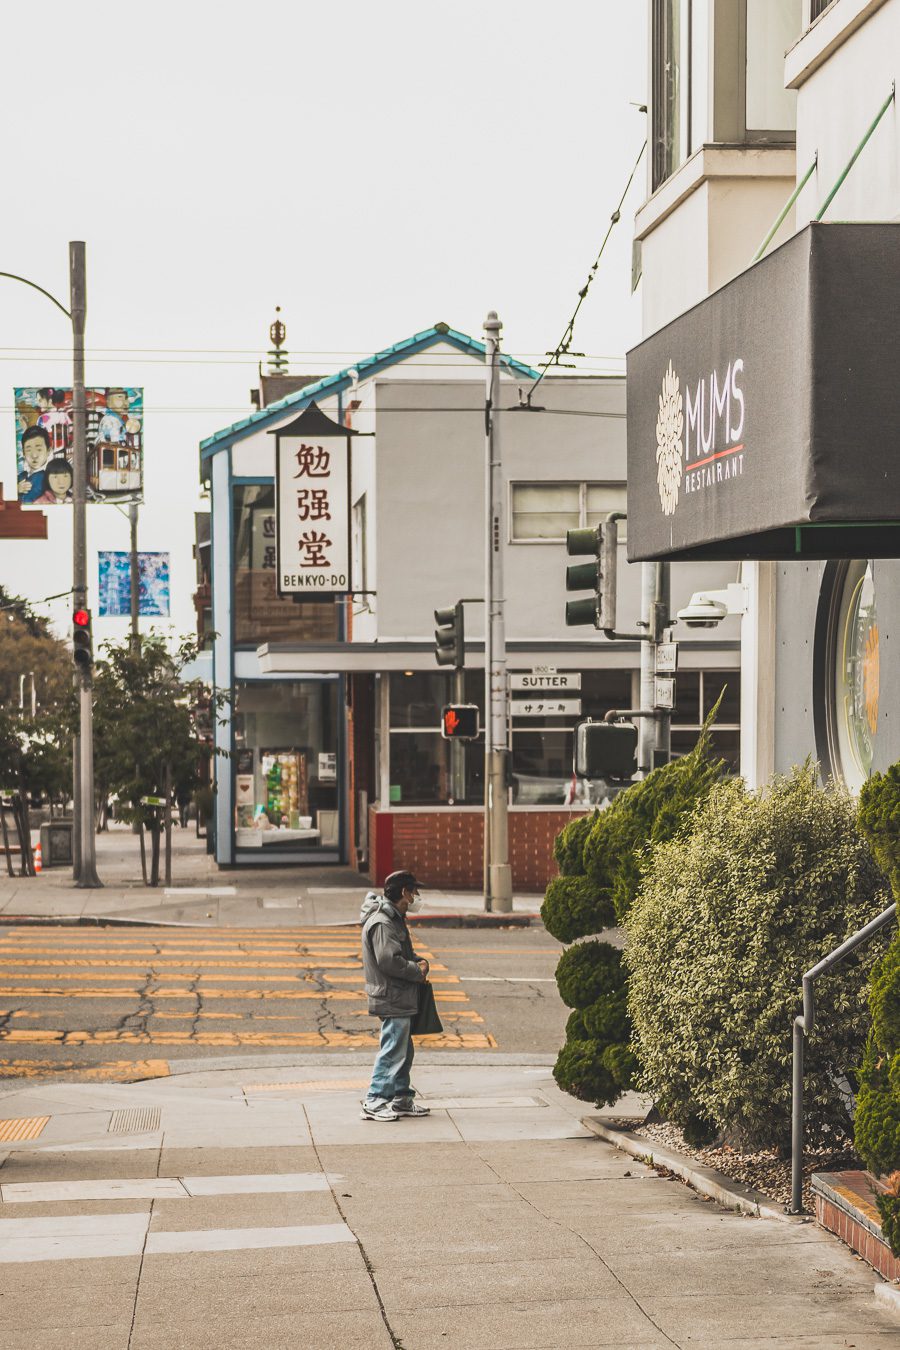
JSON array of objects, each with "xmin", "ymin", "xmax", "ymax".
[{"xmin": 0, "ymin": 0, "xmax": 646, "ymax": 641}]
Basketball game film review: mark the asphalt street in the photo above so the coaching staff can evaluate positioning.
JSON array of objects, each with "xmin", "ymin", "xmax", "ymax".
[{"xmin": 0, "ymin": 924, "xmax": 567, "ymax": 1084}]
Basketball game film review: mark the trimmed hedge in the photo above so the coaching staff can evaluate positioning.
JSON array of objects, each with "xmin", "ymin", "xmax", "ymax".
[
  {"xmin": 542, "ymin": 875, "xmax": 615, "ymax": 945},
  {"xmin": 626, "ymin": 766, "xmax": 889, "ymax": 1152},
  {"xmin": 554, "ymin": 939, "xmax": 625, "ymax": 1010}
]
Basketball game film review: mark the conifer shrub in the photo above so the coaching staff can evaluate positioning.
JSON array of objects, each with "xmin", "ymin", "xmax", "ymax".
[
  {"xmin": 542, "ymin": 875, "xmax": 615, "ymax": 945},
  {"xmin": 545, "ymin": 721, "xmax": 726, "ymax": 1108},
  {"xmin": 626, "ymin": 766, "xmax": 889, "ymax": 1152},
  {"xmin": 553, "ymin": 810, "xmax": 598, "ymax": 877},
  {"xmin": 554, "ymin": 939, "xmax": 625, "ymax": 1009},
  {"xmin": 855, "ymin": 767, "xmax": 900, "ymax": 1253}
]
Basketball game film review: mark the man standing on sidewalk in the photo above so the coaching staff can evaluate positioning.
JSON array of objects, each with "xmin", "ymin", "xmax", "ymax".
[{"xmin": 360, "ymin": 870, "xmax": 431, "ymax": 1121}]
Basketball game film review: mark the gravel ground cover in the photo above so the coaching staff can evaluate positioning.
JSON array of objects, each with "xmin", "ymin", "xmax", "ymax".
[{"xmin": 637, "ymin": 1121, "xmax": 862, "ymax": 1212}]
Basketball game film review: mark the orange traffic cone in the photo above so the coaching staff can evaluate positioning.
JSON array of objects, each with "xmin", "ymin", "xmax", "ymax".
[{"xmin": 34, "ymin": 843, "xmax": 42, "ymax": 874}]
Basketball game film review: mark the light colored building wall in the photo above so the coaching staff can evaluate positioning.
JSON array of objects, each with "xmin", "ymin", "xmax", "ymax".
[
  {"xmin": 371, "ymin": 374, "xmax": 740, "ymax": 648},
  {"xmin": 789, "ymin": 0, "xmax": 899, "ymax": 226}
]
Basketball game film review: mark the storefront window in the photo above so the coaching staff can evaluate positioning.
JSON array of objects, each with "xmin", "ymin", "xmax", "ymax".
[
  {"xmin": 233, "ymin": 679, "xmax": 340, "ymax": 853},
  {"xmin": 671, "ymin": 669, "xmax": 741, "ymax": 771},
  {"xmin": 233, "ymin": 485, "xmax": 339, "ymax": 646},
  {"xmin": 823, "ymin": 561, "xmax": 879, "ymax": 792},
  {"xmin": 388, "ymin": 671, "xmax": 484, "ymax": 805}
]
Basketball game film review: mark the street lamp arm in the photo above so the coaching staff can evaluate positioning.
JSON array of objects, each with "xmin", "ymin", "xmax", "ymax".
[{"xmin": 0, "ymin": 271, "xmax": 71, "ymax": 320}]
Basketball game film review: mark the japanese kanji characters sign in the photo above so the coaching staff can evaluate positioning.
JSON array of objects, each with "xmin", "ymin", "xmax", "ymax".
[{"xmin": 275, "ymin": 425, "xmax": 350, "ymax": 595}]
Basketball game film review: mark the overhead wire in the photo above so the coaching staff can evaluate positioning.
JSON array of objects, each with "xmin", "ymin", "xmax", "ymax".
[{"xmin": 524, "ymin": 136, "xmax": 647, "ymax": 407}]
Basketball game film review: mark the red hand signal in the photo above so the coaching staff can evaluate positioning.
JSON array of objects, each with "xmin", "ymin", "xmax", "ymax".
[{"xmin": 444, "ymin": 709, "xmax": 460, "ymax": 735}]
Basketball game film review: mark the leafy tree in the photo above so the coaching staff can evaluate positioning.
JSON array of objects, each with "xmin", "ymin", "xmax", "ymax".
[
  {"xmin": 0, "ymin": 588, "xmax": 72, "ymax": 712},
  {"xmin": 627, "ymin": 766, "xmax": 889, "ymax": 1152},
  {"xmin": 92, "ymin": 634, "xmax": 213, "ymax": 885}
]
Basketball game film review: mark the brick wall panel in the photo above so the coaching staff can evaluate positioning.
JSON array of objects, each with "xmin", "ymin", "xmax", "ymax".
[{"xmin": 368, "ymin": 809, "xmax": 588, "ymax": 892}]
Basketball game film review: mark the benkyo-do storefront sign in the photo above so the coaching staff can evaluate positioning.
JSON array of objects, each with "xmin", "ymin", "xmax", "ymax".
[
  {"xmin": 271, "ymin": 402, "xmax": 354, "ymax": 595},
  {"xmin": 626, "ymin": 223, "xmax": 900, "ymax": 563}
]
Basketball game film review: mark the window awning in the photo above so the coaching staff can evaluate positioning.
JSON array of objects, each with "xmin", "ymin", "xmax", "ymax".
[{"xmin": 626, "ymin": 222, "xmax": 900, "ymax": 562}]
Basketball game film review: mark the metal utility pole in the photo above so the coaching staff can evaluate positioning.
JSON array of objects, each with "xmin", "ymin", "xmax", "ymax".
[
  {"xmin": 129, "ymin": 502, "xmax": 140, "ymax": 652},
  {"xmin": 483, "ymin": 311, "xmax": 512, "ymax": 913},
  {"xmin": 637, "ymin": 561, "xmax": 672, "ymax": 773},
  {"xmin": 70, "ymin": 241, "xmax": 101, "ymax": 888}
]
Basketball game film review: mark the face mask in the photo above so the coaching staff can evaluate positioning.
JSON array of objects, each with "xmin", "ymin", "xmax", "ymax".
[{"xmin": 407, "ymin": 894, "xmax": 423, "ymax": 913}]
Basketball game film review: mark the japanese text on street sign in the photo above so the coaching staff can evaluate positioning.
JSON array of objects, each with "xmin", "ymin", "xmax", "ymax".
[
  {"xmin": 512, "ymin": 699, "xmax": 582, "ymax": 717},
  {"xmin": 276, "ymin": 437, "xmax": 349, "ymax": 593}
]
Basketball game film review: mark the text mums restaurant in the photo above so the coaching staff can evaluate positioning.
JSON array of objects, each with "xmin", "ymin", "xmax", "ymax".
[{"xmin": 627, "ymin": 222, "xmax": 900, "ymax": 787}]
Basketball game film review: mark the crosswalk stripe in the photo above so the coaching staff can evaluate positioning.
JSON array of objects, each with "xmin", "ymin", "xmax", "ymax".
[
  {"xmin": 0, "ymin": 987, "xmax": 468, "ymax": 1001},
  {"xmin": 0, "ymin": 1029, "xmax": 497, "ymax": 1048}
]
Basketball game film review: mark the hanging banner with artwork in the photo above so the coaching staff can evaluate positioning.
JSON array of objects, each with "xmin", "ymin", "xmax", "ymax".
[
  {"xmin": 15, "ymin": 387, "xmax": 144, "ymax": 504},
  {"xmin": 97, "ymin": 551, "xmax": 170, "ymax": 617},
  {"xmin": 271, "ymin": 401, "xmax": 354, "ymax": 595}
]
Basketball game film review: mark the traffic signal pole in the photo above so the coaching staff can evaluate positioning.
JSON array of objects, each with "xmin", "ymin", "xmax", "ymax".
[
  {"xmin": 70, "ymin": 242, "xmax": 101, "ymax": 888},
  {"xmin": 638, "ymin": 562, "xmax": 671, "ymax": 773},
  {"xmin": 483, "ymin": 311, "xmax": 512, "ymax": 913}
]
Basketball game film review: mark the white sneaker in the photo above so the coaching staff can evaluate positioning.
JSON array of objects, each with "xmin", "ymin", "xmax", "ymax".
[
  {"xmin": 392, "ymin": 1099, "xmax": 430, "ymax": 1117},
  {"xmin": 360, "ymin": 1099, "xmax": 399, "ymax": 1121}
]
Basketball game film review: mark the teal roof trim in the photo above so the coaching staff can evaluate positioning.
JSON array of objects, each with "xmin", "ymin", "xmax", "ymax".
[{"xmin": 199, "ymin": 324, "xmax": 540, "ymax": 459}]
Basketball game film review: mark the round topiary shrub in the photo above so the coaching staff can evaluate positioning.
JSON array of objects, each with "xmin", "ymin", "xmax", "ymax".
[
  {"xmin": 553, "ymin": 810, "xmax": 598, "ymax": 877},
  {"xmin": 626, "ymin": 766, "xmax": 889, "ymax": 1153},
  {"xmin": 553, "ymin": 1038, "xmax": 617, "ymax": 1106},
  {"xmin": 542, "ymin": 874, "xmax": 615, "ymax": 944},
  {"xmin": 554, "ymin": 939, "xmax": 625, "ymax": 1010}
]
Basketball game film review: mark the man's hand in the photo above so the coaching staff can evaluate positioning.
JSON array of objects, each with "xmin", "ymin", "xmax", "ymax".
[{"xmin": 417, "ymin": 959, "xmax": 429, "ymax": 976}]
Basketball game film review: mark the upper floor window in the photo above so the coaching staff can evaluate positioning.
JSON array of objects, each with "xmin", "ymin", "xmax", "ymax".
[
  {"xmin": 651, "ymin": 0, "xmax": 800, "ymax": 192},
  {"xmin": 810, "ymin": 0, "xmax": 835, "ymax": 19},
  {"xmin": 510, "ymin": 482, "xmax": 627, "ymax": 543}
]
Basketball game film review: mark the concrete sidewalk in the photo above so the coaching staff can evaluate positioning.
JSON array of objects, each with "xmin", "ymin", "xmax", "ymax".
[
  {"xmin": 0, "ymin": 1055, "xmax": 894, "ymax": 1348},
  {"xmin": 6, "ymin": 827, "xmax": 540, "ymax": 928}
]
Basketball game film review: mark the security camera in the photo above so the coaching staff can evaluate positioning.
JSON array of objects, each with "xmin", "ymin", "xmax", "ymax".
[{"xmin": 676, "ymin": 594, "xmax": 729, "ymax": 628}]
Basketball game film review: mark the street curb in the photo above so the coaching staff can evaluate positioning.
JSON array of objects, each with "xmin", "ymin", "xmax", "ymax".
[
  {"xmin": 0, "ymin": 912, "xmax": 542, "ymax": 930},
  {"xmin": 581, "ymin": 1116, "xmax": 803, "ymax": 1224},
  {"xmin": 874, "ymin": 1282, "xmax": 900, "ymax": 1316}
]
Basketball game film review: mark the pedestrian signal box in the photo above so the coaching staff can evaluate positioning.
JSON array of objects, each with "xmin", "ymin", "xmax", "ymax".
[
  {"xmin": 440, "ymin": 704, "xmax": 479, "ymax": 741},
  {"xmin": 72, "ymin": 608, "xmax": 93, "ymax": 669},
  {"xmin": 574, "ymin": 720, "xmax": 637, "ymax": 780}
]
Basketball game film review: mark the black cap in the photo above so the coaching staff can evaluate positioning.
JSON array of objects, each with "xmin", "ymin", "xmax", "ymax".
[{"xmin": 383, "ymin": 870, "xmax": 419, "ymax": 901}]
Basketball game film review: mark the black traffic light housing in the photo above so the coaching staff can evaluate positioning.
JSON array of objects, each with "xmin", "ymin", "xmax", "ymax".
[
  {"xmin": 565, "ymin": 519, "xmax": 618, "ymax": 631},
  {"xmin": 434, "ymin": 602, "xmax": 465, "ymax": 668},
  {"xmin": 72, "ymin": 608, "xmax": 93, "ymax": 669},
  {"xmin": 441, "ymin": 704, "xmax": 479, "ymax": 740},
  {"xmin": 574, "ymin": 720, "xmax": 637, "ymax": 780}
]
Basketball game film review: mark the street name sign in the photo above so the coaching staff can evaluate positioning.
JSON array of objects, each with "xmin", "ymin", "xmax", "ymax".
[
  {"xmin": 510, "ymin": 672, "xmax": 581, "ymax": 692},
  {"xmin": 512, "ymin": 698, "xmax": 582, "ymax": 717}
]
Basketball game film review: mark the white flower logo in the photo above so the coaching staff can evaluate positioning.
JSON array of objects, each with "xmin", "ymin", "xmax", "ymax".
[{"xmin": 656, "ymin": 360, "xmax": 684, "ymax": 516}]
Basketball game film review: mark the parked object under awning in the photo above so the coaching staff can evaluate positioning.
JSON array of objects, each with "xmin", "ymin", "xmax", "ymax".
[{"xmin": 626, "ymin": 223, "xmax": 900, "ymax": 563}]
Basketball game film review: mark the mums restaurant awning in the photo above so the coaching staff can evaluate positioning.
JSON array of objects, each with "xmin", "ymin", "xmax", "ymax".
[{"xmin": 626, "ymin": 223, "xmax": 900, "ymax": 562}]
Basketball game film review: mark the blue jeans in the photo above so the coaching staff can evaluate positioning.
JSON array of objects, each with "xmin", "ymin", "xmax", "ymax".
[{"xmin": 366, "ymin": 1016, "xmax": 415, "ymax": 1104}]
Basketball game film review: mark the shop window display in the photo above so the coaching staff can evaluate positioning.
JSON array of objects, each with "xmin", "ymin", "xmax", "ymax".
[{"xmin": 233, "ymin": 679, "xmax": 340, "ymax": 852}]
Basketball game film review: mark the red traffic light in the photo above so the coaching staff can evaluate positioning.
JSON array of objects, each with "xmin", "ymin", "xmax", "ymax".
[{"xmin": 73, "ymin": 609, "xmax": 90, "ymax": 627}]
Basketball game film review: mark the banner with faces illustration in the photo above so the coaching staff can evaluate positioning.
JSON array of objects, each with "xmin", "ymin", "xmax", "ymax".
[{"xmin": 15, "ymin": 386, "xmax": 144, "ymax": 504}]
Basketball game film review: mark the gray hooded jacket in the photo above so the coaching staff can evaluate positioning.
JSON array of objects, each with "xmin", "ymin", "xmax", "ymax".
[{"xmin": 360, "ymin": 891, "xmax": 425, "ymax": 1018}]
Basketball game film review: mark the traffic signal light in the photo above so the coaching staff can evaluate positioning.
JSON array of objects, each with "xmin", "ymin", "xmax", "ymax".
[
  {"xmin": 565, "ymin": 520, "xmax": 618, "ymax": 631},
  {"xmin": 434, "ymin": 602, "xmax": 465, "ymax": 668},
  {"xmin": 72, "ymin": 608, "xmax": 93, "ymax": 669},
  {"xmin": 441, "ymin": 704, "xmax": 479, "ymax": 740},
  {"xmin": 574, "ymin": 720, "xmax": 637, "ymax": 780}
]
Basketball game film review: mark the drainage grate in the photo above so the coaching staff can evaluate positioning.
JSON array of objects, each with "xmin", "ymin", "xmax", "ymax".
[
  {"xmin": 108, "ymin": 1107, "xmax": 161, "ymax": 1135},
  {"xmin": 0, "ymin": 1116, "xmax": 49, "ymax": 1143}
]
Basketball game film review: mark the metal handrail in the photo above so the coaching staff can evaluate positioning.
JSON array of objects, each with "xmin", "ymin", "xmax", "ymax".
[{"xmin": 789, "ymin": 901, "xmax": 897, "ymax": 1214}]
